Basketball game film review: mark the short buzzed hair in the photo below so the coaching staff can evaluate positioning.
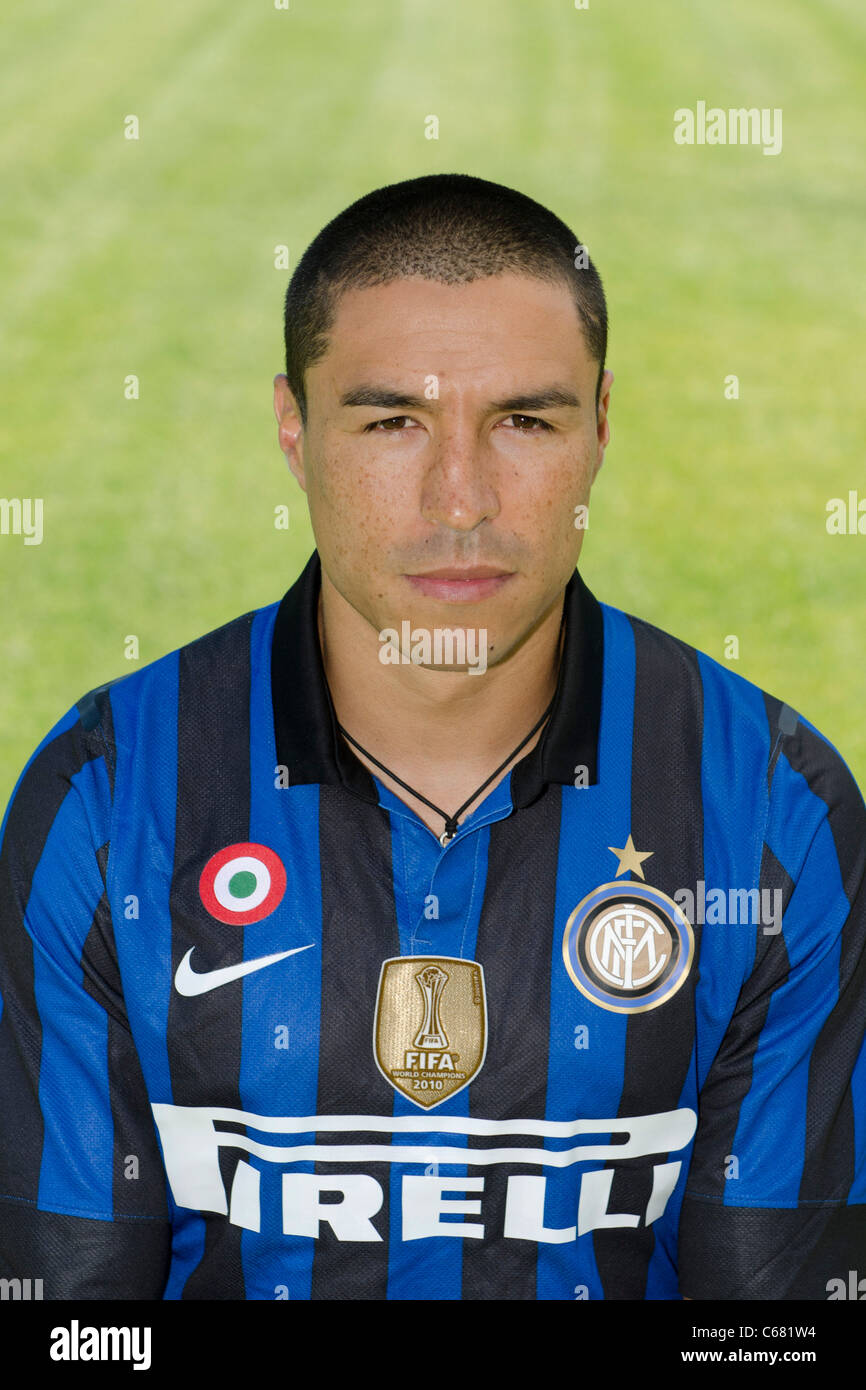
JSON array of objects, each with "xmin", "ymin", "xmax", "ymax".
[{"xmin": 283, "ymin": 173, "xmax": 608, "ymax": 426}]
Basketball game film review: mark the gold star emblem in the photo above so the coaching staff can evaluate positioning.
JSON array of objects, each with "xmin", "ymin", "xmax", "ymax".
[{"xmin": 607, "ymin": 833, "xmax": 653, "ymax": 880}]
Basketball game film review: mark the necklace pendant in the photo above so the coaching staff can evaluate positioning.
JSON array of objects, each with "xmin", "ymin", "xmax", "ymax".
[{"xmin": 439, "ymin": 829, "xmax": 454, "ymax": 847}]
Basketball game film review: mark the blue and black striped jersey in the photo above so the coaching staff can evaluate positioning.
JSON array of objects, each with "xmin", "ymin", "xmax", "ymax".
[{"xmin": 1, "ymin": 550, "xmax": 865, "ymax": 1299}]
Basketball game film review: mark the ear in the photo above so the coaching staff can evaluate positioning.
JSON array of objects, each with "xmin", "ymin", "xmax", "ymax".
[
  {"xmin": 273, "ymin": 374, "xmax": 307, "ymax": 491},
  {"xmin": 592, "ymin": 369, "xmax": 614, "ymax": 482}
]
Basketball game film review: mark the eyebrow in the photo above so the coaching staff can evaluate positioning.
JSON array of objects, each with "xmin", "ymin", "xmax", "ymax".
[{"xmin": 338, "ymin": 383, "xmax": 582, "ymax": 412}]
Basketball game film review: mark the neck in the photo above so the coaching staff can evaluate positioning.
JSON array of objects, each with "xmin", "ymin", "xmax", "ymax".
[{"xmin": 318, "ymin": 572, "xmax": 565, "ymax": 834}]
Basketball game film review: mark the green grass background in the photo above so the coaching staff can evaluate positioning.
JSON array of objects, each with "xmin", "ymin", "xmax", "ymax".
[{"xmin": 1, "ymin": 0, "xmax": 864, "ymax": 805}]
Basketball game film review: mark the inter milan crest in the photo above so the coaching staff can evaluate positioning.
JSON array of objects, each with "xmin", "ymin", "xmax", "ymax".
[
  {"xmin": 562, "ymin": 880, "xmax": 694, "ymax": 1014},
  {"xmin": 374, "ymin": 957, "xmax": 487, "ymax": 1109},
  {"xmin": 199, "ymin": 843, "xmax": 287, "ymax": 925}
]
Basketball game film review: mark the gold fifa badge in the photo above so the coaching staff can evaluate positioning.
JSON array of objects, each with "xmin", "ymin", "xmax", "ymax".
[{"xmin": 374, "ymin": 956, "xmax": 488, "ymax": 1109}]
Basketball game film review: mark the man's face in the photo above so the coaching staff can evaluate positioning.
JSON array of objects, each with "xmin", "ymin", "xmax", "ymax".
[{"xmin": 274, "ymin": 272, "xmax": 612, "ymax": 669}]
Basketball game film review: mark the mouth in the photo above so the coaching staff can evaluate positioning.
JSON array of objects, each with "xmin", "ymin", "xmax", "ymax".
[{"xmin": 405, "ymin": 567, "xmax": 515, "ymax": 602}]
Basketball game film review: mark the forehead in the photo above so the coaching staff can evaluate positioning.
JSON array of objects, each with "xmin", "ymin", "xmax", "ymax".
[{"xmin": 314, "ymin": 273, "xmax": 591, "ymax": 386}]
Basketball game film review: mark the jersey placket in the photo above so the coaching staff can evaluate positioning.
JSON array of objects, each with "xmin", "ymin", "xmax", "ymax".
[{"xmin": 372, "ymin": 774, "xmax": 514, "ymax": 960}]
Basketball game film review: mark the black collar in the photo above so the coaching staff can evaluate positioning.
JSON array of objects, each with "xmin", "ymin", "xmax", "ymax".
[{"xmin": 270, "ymin": 551, "xmax": 603, "ymax": 810}]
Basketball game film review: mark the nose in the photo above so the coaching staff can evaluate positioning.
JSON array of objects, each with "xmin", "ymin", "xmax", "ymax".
[{"xmin": 419, "ymin": 424, "xmax": 500, "ymax": 533}]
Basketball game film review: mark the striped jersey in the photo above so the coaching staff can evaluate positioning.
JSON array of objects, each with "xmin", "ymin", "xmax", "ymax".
[{"xmin": 1, "ymin": 549, "xmax": 865, "ymax": 1300}]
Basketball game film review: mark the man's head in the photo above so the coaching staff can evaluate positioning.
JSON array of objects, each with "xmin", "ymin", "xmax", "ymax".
[
  {"xmin": 274, "ymin": 173, "xmax": 612, "ymax": 673},
  {"xmin": 282, "ymin": 173, "xmax": 607, "ymax": 427}
]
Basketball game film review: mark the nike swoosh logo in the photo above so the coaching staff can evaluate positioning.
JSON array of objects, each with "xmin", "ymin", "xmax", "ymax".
[{"xmin": 174, "ymin": 943, "xmax": 315, "ymax": 997}]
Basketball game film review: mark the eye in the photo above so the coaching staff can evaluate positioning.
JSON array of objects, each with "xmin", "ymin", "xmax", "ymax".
[
  {"xmin": 364, "ymin": 416, "xmax": 416, "ymax": 432},
  {"xmin": 502, "ymin": 414, "xmax": 554, "ymax": 433}
]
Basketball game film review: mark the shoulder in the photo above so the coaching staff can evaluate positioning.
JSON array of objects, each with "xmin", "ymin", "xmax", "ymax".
[
  {"xmin": 608, "ymin": 600, "xmax": 864, "ymax": 836},
  {"xmin": 613, "ymin": 603, "xmax": 777, "ymax": 744},
  {"xmin": 4, "ymin": 598, "xmax": 282, "ymax": 825},
  {"xmin": 81, "ymin": 596, "xmax": 279, "ymax": 735}
]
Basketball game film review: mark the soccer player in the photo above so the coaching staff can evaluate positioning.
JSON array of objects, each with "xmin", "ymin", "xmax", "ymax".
[{"xmin": 1, "ymin": 174, "xmax": 864, "ymax": 1300}]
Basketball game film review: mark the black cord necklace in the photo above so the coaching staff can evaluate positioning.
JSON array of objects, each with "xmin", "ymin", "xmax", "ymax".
[
  {"xmin": 335, "ymin": 608, "xmax": 566, "ymax": 847},
  {"xmin": 337, "ymin": 693, "xmax": 557, "ymax": 846}
]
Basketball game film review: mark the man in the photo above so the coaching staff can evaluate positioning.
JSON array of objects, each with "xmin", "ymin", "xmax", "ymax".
[{"xmin": 1, "ymin": 174, "xmax": 864, "ymax": 1300}]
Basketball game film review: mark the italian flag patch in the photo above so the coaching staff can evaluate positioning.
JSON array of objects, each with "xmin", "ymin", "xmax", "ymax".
[{"xmin": 199, "ymin": 842, "xmax": 287, "ymax": 925}]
